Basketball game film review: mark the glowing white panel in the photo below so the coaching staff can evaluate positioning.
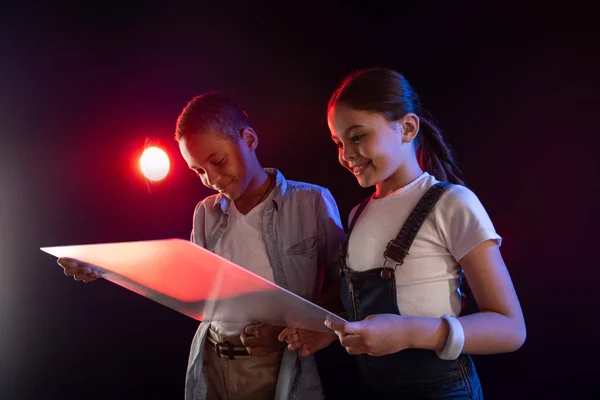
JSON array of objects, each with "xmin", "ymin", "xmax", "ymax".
[{"xmin": 41, "ymin": 238, "xmax": 344, "ymax": 332}]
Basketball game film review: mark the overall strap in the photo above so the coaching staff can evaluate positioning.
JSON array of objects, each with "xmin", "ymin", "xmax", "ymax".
[
  {"xmin": 383, "ymin": 182, "xmax": 452, "ymax": 266},
  {"xmin": 348, "ymin": 197, "xmax": 370, "ymax": 236},
  {"xmin": 339, "ymin": 197, "xmax": 371, "ymax": 262}
]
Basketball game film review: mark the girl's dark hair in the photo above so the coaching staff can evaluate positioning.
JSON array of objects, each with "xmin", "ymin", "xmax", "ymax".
[{"xmin": 328, "ymin": 67, "xmax": 464, "ymax": 185}]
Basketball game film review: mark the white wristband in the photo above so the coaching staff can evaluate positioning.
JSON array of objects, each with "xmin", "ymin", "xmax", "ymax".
[{"xmin": 436, "ymin": 314, "xmax": 465, "ymax": 360}]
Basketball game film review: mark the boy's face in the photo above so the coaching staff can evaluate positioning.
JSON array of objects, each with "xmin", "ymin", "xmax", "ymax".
[{"xmin": 179, "ymin": 130, "xmax": 253, "ymax": 200}]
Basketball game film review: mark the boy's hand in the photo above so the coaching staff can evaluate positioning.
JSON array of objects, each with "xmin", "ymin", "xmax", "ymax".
[
  {"xmin": 278, "ymin": 327, "xmax": 337, "ymax": 356},
  {"xmin": 57, "ymin": 257, "xmax": 103, "ymax": 283},
  {"xmin": 240, "ymin": 323, "xmax": 287, "ymax": 356}
]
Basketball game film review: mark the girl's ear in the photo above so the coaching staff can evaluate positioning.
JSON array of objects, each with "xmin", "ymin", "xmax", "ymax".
[{"xmin": 400, "ymin": 113, "xmax": 420, "ymax": 143}]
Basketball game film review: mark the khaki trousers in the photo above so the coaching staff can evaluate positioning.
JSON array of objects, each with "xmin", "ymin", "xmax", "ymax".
[{"xmin": 205, "ymin": 328, "xmax": 283, "ymax": 400}]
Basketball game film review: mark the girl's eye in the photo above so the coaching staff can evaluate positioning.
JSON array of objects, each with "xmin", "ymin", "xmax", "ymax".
[{"xmin": 351, "ymin": 135, "xmax": 362, "ymax": 143}]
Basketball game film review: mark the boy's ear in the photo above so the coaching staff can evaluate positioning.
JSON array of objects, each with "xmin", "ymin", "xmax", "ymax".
[{"xmin": 241, "ymin": 127, "xmax": 258, "ymax": 151}]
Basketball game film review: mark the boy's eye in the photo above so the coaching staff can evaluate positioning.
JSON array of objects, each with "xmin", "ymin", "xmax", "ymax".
[
  {"xmin": 213, "ymin": 157, "xmax": 225, "ymax": 166},
  {"xmin": 351, "ymin": 135, "xmax": 362, "ymax": 143}
]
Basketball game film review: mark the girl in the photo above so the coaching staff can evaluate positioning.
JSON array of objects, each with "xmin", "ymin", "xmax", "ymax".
[{"xmin": 280, "ymin": 68, "xmax": 526, "ymax": 399}]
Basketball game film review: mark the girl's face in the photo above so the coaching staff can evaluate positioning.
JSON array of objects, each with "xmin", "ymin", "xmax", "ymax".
[{"xmin": 328, "ymin": 104, "xmax": 413, "ymax": 189}]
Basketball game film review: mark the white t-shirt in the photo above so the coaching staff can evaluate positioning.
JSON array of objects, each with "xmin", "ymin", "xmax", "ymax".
[
  {"xmin": 211, "ymin": 194, "xmax": 275, "ymax": 336},
  {"xmin": 346, "ymin": 172, "xmax": 502, "ymax": 318}
]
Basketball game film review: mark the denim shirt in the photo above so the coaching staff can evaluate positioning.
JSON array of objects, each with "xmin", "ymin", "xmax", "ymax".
[{"xmin": 185, "ymin": 168, "xmax": 345, "ymax": 400}]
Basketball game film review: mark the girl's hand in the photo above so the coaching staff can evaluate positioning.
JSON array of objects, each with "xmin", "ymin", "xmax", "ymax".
[{"xmin": 326, "ymin": 314, "xmax": 413, "ymax": 356}]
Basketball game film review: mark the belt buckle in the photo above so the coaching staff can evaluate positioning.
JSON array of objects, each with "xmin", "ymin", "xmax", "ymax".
[{"xmin": 215, "ymin": 341, "xmax": 236, "ymax": 360}]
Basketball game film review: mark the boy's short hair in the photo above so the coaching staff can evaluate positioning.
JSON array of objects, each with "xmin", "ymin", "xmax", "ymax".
[{"xmin": 175, "ymin": 91, "xmax": 251, "ymax": 142}]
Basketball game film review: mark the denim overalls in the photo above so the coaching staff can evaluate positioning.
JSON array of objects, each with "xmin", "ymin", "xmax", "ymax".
[{"xmin": 340, "ymin": 182, "xmax": 483, "ymax": 399}]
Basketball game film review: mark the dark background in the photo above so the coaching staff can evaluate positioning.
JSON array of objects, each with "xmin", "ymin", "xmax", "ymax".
[{"xmin": 1, "ymin": 1, "xmax": 598, "ymax": 399}]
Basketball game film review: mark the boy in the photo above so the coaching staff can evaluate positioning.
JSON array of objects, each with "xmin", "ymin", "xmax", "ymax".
[{"xmin": 60, "ymin": 92, "xmax": 345, "ymax": 400}]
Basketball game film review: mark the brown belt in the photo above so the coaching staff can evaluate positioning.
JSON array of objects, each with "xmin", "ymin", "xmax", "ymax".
[{"xmin": 206, "ymin": 329, "xmax": 251, "ymax": 360}]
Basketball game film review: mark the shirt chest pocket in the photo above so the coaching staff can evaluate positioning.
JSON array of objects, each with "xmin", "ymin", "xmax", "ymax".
[{"xmin": 286, "ymin": 236, "xmax": 317, "ymax": 259}]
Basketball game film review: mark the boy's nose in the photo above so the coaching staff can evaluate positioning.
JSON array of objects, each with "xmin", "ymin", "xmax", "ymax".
[{"xmin": 205, "ymin": 172, "xmax": 221, "ymax": 188}]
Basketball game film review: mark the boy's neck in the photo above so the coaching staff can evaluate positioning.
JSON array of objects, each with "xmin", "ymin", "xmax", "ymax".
[{"xmin": 234, "ymin": 167, "xmax": 272, "ymax": 215}]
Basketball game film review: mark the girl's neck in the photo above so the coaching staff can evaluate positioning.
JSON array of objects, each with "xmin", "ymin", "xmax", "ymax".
[{"xmin": 374, "ymin": 158, "xmax": 424, "ymax": 199}]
